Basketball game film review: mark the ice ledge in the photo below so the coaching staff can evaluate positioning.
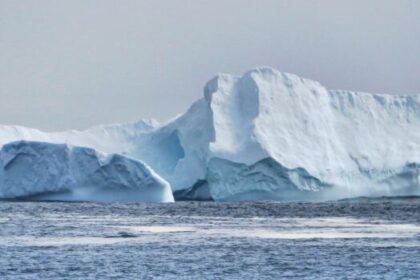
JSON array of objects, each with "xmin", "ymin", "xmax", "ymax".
[{"xmin": 0, "ymin": 141, "xmax": 174, "ymax": 202}]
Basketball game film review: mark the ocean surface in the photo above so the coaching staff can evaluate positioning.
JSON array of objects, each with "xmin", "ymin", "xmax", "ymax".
[{"xmin": 1, "ymin": 198, "xmax": 419, "ymax": 279}]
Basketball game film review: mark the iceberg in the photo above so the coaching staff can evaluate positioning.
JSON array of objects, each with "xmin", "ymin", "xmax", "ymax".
[
  {"xmin": 129, "ymin": 67, "xmax": 419, "ymax": 200},
  {"xmin": 0, "ymin": 141, "xmax": 174, "ymax": 202},
  {"xmin": 0, "ymin": 67, "xmax": 419, "ymax": 201}
]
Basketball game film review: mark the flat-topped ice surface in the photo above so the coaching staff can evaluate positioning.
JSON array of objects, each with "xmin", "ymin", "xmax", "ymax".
[{"xmin": 1, "ymin": 67, "xmax": 419, "ymax": 201}]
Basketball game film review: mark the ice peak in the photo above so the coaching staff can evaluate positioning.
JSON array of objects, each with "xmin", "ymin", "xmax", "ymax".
[
  {"xmin": 204, "ymin": 73, "xmax": 239, "ymax": 102},
  {"xmin": 203, "ymin": 67, "xmax": 325, "ymax": 104},
  {"xmin": 243, "ymin": 67, "xmax": 324, "ymax": 89}
]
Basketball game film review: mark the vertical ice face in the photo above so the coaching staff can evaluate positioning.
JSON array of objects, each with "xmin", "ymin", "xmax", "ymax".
[
  {"xmin": 205, "ymin": 72, "xmax": 268, "ymax": 164},
  {"xmin": 0, "ymin": 67, "xmax": 419, "ymax": 201}
]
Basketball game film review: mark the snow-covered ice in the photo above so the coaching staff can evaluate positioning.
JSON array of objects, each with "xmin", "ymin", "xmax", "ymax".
[{"xmin": 0, "ymin": 67, "xmax": 419, "ymax": 201}]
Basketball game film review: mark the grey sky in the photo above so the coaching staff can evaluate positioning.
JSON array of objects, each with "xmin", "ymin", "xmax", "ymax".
[{"xmin": 1, "ymin": 0, "xmax": 419, "ymax": 131}]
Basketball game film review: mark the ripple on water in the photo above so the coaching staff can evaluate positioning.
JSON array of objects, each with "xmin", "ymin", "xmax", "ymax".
[{"xmin": 0, "ymin": 201, "xmax": 419, "ymax": 279}]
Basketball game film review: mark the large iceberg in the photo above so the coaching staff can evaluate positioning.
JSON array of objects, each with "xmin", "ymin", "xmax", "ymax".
[
  {"xmin": 145, "ymin": 68, "xmax": 419, "ymax": 200},
  {"xmin": 0, "ymin": 67, "xmax": 419, "ymax": 201}
]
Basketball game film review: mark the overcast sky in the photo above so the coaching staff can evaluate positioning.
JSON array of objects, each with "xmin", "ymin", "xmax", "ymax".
[{"xmin": 1, "ymin": 0, "xmax": 419, "ymax": 131}]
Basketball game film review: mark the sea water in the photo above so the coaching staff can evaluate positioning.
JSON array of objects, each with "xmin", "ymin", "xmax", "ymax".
[{"xmin": 0, "ymin": 199, "xmax": 419, "ymax": 279}]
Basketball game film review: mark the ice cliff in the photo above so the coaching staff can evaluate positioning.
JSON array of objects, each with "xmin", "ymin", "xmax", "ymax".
[{"xmin": 0, "ymin": 67, "xmax": 419, "ymax": 201}]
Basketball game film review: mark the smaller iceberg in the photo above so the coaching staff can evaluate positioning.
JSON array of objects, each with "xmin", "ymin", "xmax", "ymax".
[{"xmin": 0, "ymin": 141, "xmax": 174, "ymax": 202}]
